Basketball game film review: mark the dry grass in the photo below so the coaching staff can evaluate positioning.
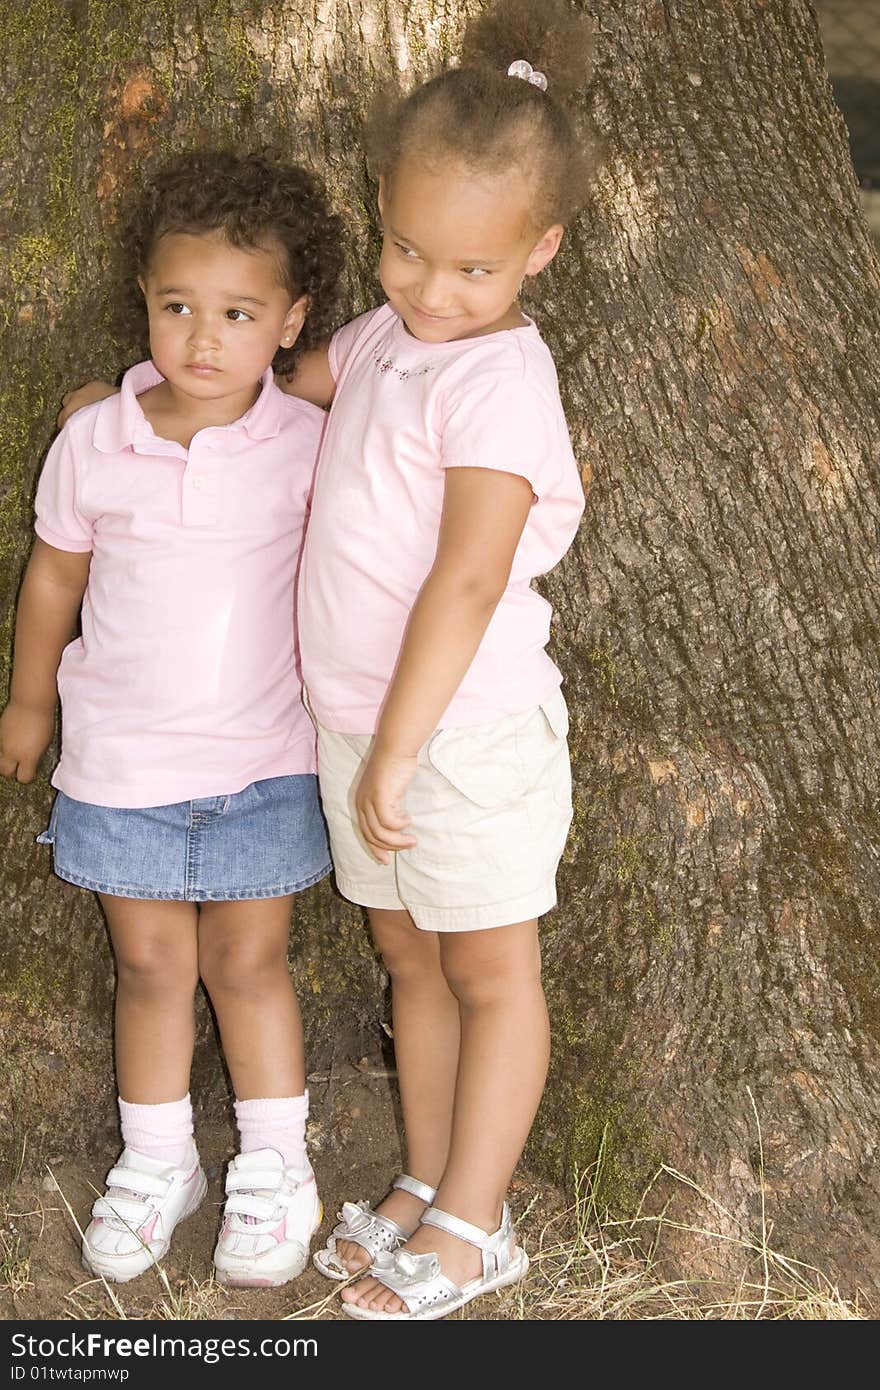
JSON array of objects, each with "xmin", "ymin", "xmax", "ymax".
[
  {"xmin": 48, "ymin": 1157, "xmax": 867, "ymax": 1322},
  {"xmin": 510, "ymin": 1164, "xmax": 865, "ymax": 1320},
  {"xmin": 0, "ymin": 1218, "xmax": 33, "ymax": 1299},
  {"xmin": 6, "ymin": 1098, "xmax": 870, "ymax": 1322},
  {"xmin": 506, "ymin": 1104, "xmax": 866, "ymax": 1320},
  {"xmin": 65, "ymin": 1270, "xmax": 238, "ymax": 1322}
]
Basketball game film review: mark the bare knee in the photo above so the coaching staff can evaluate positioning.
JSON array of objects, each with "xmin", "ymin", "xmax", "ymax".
[
  {"xmin": 440, "ymin": 924, "xmax": 542, "ymax": 1008},
  {"xmin": 370, "ymin": 910, "xmax": 443, "ymax": 987},
  {"xmin": 102, "ymin": 898, "xmax": 198, "ymax": 999},
  {"xmin": 199, "ymin": 934, "xmax": 288, "ymax": 1000},
  {"xmin": 114, "ymin": 933, "xmax": 197, "ymax": 997}
]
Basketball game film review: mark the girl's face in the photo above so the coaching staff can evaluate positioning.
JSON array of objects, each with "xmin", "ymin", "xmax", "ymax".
[
  {"xmin": 139, "ymin": 231, "xmax": 305, "ymax": 414},
  {"xmin": 378, "ymin": 156, "xmax": 562, "ymax": 343}
]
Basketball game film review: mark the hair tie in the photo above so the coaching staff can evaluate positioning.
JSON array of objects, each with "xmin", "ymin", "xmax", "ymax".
[{"xmin": 507, "ymin": 59, "xmax": 548, "ymax": 91}]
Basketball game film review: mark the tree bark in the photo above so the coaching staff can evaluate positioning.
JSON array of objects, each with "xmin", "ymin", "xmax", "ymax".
[{"xmin": 1, "ymin": 0, "xmax": 878, "ymax": 1295}]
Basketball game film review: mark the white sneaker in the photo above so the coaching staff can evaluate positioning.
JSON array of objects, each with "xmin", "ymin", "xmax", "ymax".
[
  {"xmin": 82, "ymin": 1143, "xmax": 207, "ymax": 1282},
  {"xmin": 212, "ymin": 1148, "xmax": 322, "ymax": 1287}
]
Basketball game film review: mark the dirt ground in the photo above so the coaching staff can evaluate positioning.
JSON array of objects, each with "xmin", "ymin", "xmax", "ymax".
[
  {"xmin": 2, "ymin": 1055, "xmax": 873, "ymax": 1324},
  {"xmin": 1, "ymin": 1050, "xmax": 567, "ymax": 1324}
]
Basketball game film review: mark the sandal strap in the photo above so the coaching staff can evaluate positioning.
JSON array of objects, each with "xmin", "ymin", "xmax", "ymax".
[
  {"xmin": 329, "ymin": 1200, "xmax": 408, "ymax": 1252},
  {"xmin": 392, "ymin": 1174, "xmax": 437, "ymax": 1204},
  {"xmin": 421, "ymin": 1203, "xmax": 514, "ymax": 1280},
  {"xmin": 317, "ymin": 1179, "xmax": 434, "ymax": 1275},
  {"xmin": 420, "ymin": 1205, "xmax": 494, "ymax": 1248}
]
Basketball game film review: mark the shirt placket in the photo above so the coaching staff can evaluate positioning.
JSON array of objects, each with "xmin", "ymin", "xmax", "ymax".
[{"xmin": 181, "ymin": 435, "xmax": 221, "ymax": 527}]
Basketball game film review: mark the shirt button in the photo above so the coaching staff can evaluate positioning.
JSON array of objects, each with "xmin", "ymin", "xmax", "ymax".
[{"xmin": 192, "ymin": 475, "xmax": 205, "ymax": 489}]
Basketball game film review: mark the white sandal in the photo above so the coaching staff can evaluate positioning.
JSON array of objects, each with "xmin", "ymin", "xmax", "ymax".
[
  {"xmin": 342, "ymin": 1203, "xmax": 529, "ymax": 1319},
  {"xmin": 312, "ymin": 1174, "xmax": 436, "ymax": 1280}
]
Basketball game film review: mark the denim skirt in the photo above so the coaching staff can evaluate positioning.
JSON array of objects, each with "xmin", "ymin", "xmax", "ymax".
[{"xmin": 37, "ymin": 775, "xmax": 331, "ymax": 901}]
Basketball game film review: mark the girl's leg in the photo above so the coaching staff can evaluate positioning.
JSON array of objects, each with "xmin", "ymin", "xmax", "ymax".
[
  {"xmin": 100, "ymin": 894, "xmax": 200, "ymax": 1103},
  {"xmin": 197, "ymin": 895, "xmax": 303, "ymax": 1100},
  {"xmin": 333, "ymin": 907, "xmax": 461, "ymax": 1274},
  {"xmin": 342, "ymin": 917, "xmax": 548, "ymax": 1312},
  {"xmin": 200, "ymin": 896, "xmax": 320, "ymax": 1288},
  {"xmin": 83, "ymin": 896, "xmax": 203, "ymax": 1283}
]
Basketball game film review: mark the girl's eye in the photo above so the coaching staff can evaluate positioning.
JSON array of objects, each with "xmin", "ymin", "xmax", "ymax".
[
  {"xmin": 165, "ymin": 302, "xmax": 191, "ymax": 315},
  {"xmin": 462, "ymin": 267, "xmax": 490, "ymax": 278},
  {"xmin": 395, "ymin": 242, "xmax": 419, "ymax": 259},
  {"xmin": 226, "ymin": 309, "xmax": 252, "ymax": 322}
]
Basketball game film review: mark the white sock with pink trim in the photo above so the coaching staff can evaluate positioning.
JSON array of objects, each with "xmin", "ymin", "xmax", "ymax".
[
  {"xmin": 118, "ymin": 1093, "xmax": 195, "ymax": 1167},
  {"xmin": 234, "ymin": 1092, "xmax": 310, "ymax": 1173}
]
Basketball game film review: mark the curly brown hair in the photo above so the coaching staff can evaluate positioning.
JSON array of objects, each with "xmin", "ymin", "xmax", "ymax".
[
  {"xmin": 365, "ymin": 0, "xmax": 602, "ymax": 227},
  {"xmin": 120, "ymin": 149, "xmax": 343, "ymax": 373}
]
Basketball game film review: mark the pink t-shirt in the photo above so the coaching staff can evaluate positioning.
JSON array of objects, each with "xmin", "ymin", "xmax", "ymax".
[
  {"xmin": 36, "ymin": 360, "xmax": 323, "ymax": 808},
  {"xmin": 299, "ymin": 303, "xmax": 585, "ymax": 733}
]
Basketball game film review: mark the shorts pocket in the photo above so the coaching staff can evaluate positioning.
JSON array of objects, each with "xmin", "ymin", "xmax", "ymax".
[
  {"xmin": 539, "ymin": 688, "xmax": 570, "ymax": 741},
  {"xmin": 427, "ymin": 722, "xmax": 530, "ymax": 808},
  {"xmin": 535, "ymin": 691, "xmax": 572, "ymax": 816}
]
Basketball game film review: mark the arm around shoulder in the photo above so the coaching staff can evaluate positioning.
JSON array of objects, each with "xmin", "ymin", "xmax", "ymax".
[
  {"xmin": 276, "ymin": 342, "xmax": 335, "ymax": 409},
  {"xmin": 57, "ymin": 379, "xmax": 118, "ymax": 430}
]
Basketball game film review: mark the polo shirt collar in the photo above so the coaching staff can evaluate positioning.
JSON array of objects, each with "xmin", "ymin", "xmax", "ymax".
[
  {"xmin": 237, "ymin": 366, "xmax": 284, "ymax": 440},
  {"xmin": 91, "ymin": 361, "xmax": 283, "ymax": 453}
]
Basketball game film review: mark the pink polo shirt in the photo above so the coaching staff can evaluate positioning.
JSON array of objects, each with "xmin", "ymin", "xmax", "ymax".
[
  {"xmin": 299, "ymin": 304, "xmax": 585, "ymax": 733},
  {"xmin": 35, "ymin": 361, "xmax": 323, "ymax": 808}
]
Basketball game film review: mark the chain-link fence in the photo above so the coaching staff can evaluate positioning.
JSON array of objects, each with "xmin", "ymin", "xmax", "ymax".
[{"xmin": 815, "ymin": 1, "xmax": 880, "ymax": 242}]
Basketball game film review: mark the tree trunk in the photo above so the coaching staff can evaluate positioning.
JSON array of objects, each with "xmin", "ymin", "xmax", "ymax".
[{"xmin": 1, "ymin": 0, "xmax": 878, "ymax": 1296}]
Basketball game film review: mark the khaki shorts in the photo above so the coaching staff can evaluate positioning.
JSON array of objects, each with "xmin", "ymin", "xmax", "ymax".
[{"xmin": 314, "ymin": 689, "xmax": 573, "ymax": 932}]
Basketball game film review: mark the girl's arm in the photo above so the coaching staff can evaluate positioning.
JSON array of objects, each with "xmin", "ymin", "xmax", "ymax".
[
  {"xmin": 277, "ymin": 343, "xmax": 336, "ymax": 408},
  {"xmin": 355, "ymin": 466, "xmax": 533, "ymax": 862},
  {"xmin": 57, "ymin": 381, "xmax": 117, "ymax": 428},
  {"xmin": 0, "ymin": 539, "xmax": 91, "ymax": 782}
]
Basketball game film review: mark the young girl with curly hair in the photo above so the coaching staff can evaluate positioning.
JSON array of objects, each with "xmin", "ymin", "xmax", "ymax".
[{"xmin": 0, "ymin": 150, "xmax": 343, "ymax": 1289}]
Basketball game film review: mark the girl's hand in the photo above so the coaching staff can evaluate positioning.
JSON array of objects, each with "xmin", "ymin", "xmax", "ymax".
[
  {"xmin": 355, "ymin": 746, "xmax": 419, "ymax": 864},
  {"xmin": 57, "ymin": 380, "xmax": 117, "ymax": 429},
  {"xmin": 0, "ymin": 702, "xmax": 55, "ymax": 782}
]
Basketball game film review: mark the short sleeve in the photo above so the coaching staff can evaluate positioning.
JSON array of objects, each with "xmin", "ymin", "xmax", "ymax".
[
  {"xmin": 328, "ymin": 311, "xmax": 376, "ymax": 382},
  {"xmin": 440, "ymin": 364, "xmax": 569, "ymax": 499},
  {"xmin": 34, "ymin": 428, "xmax": 94, "ymax": 553}
]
